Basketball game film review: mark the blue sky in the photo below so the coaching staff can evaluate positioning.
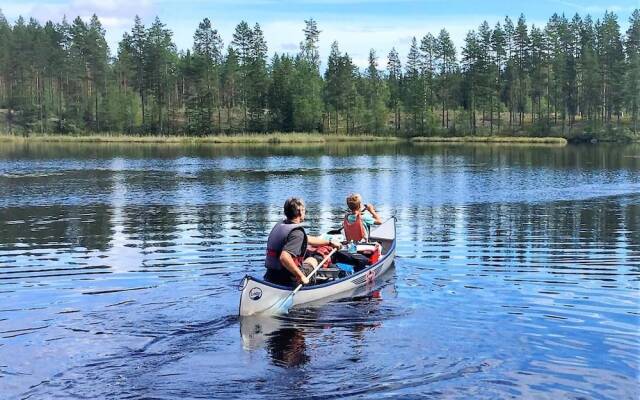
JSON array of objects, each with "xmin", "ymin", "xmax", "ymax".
[{"xmin": 2, "ymin": 0, "xmax": 638, "ymax": 67}]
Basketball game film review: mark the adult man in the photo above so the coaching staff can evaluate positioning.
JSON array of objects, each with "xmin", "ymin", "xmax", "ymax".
[{"xmin": 264, "ymin": 197, "xmax": 341, "ymax": 286}]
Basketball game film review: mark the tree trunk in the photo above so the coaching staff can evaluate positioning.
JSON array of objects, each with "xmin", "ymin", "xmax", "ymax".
[
  {"xmin": 490, "ymin": 96, "xmax": 493, "ymax": 135},
  {"xmin": 95, "ymin": 92, "xmax": 99, "ymax": 131}
]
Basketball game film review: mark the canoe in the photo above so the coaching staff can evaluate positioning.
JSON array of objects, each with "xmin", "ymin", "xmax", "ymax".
[
  {"xmin": 240, "ymin": 268, "xmax": 396, "ymax": 350},
  {"xmin": 238, "ymin": 217, "xmax": 396, "ymax": 316}
]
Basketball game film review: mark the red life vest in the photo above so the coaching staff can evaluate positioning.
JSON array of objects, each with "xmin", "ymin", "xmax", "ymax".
[{"xmin": 343, "ymin": 212, "xmax": 367, "ymax": 242}]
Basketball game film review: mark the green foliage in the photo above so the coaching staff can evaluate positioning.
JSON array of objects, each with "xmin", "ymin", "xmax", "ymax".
[{"xmin": 0, "ymin": 10, "xmax": 638, "ymax": 138}]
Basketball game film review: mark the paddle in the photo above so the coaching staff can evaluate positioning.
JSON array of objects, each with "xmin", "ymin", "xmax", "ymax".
[{"xmin": 266, "ymin": 247, "xmax": 338, "ymax": 315}]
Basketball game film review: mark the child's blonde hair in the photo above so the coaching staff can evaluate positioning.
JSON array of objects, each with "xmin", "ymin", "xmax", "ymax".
[{"xmin": 346, "ymin": 193, "xmax": 362, "ymax": 212}]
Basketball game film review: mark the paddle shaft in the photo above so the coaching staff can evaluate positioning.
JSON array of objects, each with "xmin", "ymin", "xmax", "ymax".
[{"xmin": 289, "ymin": 247, "xmax": 338, "ymax": 297}]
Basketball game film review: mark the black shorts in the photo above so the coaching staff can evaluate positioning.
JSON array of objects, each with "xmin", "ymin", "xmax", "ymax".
[
  {"xmin": 264, "ymin": 268, "xmax": 295, "ymax": 286},
  {"xmin": 264, "ymin": 263, "xmax": 315, "ymax": 286}
]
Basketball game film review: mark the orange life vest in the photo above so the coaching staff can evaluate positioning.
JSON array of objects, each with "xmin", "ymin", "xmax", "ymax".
[{"xmin": 343, "ymin": 212, "xmax": 367, "ymax": 242}]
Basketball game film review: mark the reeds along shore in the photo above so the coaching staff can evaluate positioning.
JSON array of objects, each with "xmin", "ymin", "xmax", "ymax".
[
  {"xmin": 410, "ymin": 136, "xmax": 568, "ymax": 144},
  {"xmin": 0, "ymin": 133, "xmax": 402, "ymax": 144},
  {"xmin": 0, "ymin": 133, "xmax": 573, "ymax": 145}
]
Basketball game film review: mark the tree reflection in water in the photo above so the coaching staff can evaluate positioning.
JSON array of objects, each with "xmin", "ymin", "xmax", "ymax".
[{"xmin": 241, "ymin": 275, "xmax": 392, "ymax": 369}]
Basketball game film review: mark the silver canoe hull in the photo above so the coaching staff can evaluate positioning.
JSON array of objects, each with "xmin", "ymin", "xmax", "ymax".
[{"xmin": 238, "ymin": 218, "xmax": 396, "ymax": 316}]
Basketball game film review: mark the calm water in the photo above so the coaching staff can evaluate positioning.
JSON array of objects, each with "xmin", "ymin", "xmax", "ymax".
[{"xmin": 0, "ymin": 141, "xmax": 639, "ymax": 399}]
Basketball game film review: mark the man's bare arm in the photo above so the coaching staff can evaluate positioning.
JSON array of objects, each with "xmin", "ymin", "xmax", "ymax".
[
  {"xmin": 307, "ymin": 235, "xmax": 341, "ymax": 248},
  {"xmin": 279, "ymin": 251, "xmax": 308, "ymax": 284}
]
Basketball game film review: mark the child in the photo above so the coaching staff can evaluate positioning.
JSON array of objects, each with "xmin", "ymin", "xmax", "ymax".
[{"xmin": 343, "ymin": 193, "xmax": 382, "ymax": 242}]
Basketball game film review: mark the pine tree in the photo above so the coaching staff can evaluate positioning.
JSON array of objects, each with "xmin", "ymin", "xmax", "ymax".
[
  {"xmin": 545, "ymin": 14, "xmax": 565, "ymax": 126},
  {"xmin": 86, "ymin": 15, "xmax": 109, "ymax": 131},
  {"xmin": 478, "ymin": 21, "xmax": 493, "ymax": 132},
  {"xmin": 231, "ymin": 21, "xmax": 252, "ymax": 130},
  {"xmin": 220, "ymin": 47, "xmax": 240, "ymax": 132},
  {"xmin": 67, "ymin": 17, "xmax": 91, "ymax": 129},
  {"xmin": 128, "ymin": 16, "xmax": 147, "ymax": 127},
  {"xmin": 580, "ymin": 15, "xmax": 600, "ymax": 124},
  {"xmin": 436, "ymin": 29, "xmax": 456, "ymax": 129},
  {"xmin": 597, "ymin": 12, "xmax": 625, "ymax": 123},
  {"xmin": 0, "ymin": 9, "xmax": 9, "ymax": 112},
  {"xmin": 386, "ymin": 47, "xmax": 402, "ymax": 134},
  {"xmin": 405, "ymin": 37, "xmax": 424, "ymax": 134},
  {"xmin": 462, "ymin": 30, "xmax": 481, "ymax": 133},
  {"xmin": 246, "ymin": 23, "xmax": 268, "ymax": 131},
  {"xmin": 514, "ymin": 15, "xmax": 530, "ymax": 126},
  {"xmin": 146, "ymin": 17, "xmax": 177, "ymax": 133},
  {"xmin": 491, "ymin": 23, "xmax": 507, "ymax": 132},
  {"xmin": 192, "ymin": 18, "xmax": 224, "ymax": 133},
  {"xmin": 268, "ymin": 53, "xmax": 294, "ymax": 131},
  {"xmin": 293, "ymin": 19, "xmax": 323, "ymax": 132},
  {"xmin": 420, "ymin": 33, "xmax": 437, "ymax": 117},
  {"xmin": 529, "ymin": 25, "xmax": 546, "ymax": 125},
  {"xmin": 625, "ymin": 10, "xmax": 640, "ymax": 132},
  {"xmin": 325, "ymin": 42, "xmax": 343, "ymax": 134},
  {"xmin": 364, "ymin": 49, "xmax": 388, "ymax": 134},
  {"xmin": 300, "ymin": 18, "xmax": 321, "ymax": 68}
]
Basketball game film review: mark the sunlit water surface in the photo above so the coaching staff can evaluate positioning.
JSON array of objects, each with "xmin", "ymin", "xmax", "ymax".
[{"xmin": 0, "ymin": 142, "xmax": 638, "ymax": 399}]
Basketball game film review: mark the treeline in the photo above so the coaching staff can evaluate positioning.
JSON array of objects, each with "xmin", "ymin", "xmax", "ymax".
[{"xmin": 0, "ymin": 9, "xmax": 638, "ymax": 137}]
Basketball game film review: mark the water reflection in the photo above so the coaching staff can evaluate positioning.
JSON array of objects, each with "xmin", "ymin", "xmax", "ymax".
[
  {"xmin": 1, "ymin": 141, "xmax": 638, "ymax": 169},
  {"xmin": 267, "ymin": 326, "xmax": 309, "ymax": 368},
  {"xmin": 240, "ymin": 273, "xmax": 397, "ymax": 372},
  {"xmin": 241, "ymin": 316, "xmax": 311, "ymax": 368},
  {"xmin": 0, "ymin": 142, "xmax": 638, "ymax": 399}
]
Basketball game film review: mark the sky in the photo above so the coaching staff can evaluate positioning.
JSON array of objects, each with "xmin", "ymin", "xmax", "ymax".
[{"xmin": 1, "ymin": 0, "xmax": 638, "ymax": 68}]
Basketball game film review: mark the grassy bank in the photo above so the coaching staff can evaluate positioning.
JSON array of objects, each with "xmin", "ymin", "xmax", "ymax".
[
  {"xmin": 0, "ymin": 133, "xmax": 403, "ymax": 144},
  {"xmin": 0, "ymin": 133, "xmax": 574, "ymax": 145},
  {"xmin": 411, "ymin": 136, "xmax": 568, "ymax": 145}
]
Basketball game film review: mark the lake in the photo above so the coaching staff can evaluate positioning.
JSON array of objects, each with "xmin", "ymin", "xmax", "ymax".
[{"xmin": 1, "ymin": 141, "xmax": 638, "ymax": 399}]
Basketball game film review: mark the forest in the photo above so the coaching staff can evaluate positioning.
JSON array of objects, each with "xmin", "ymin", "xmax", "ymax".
[{"xmin": 0, "ymin": 9, "xmax": 638, "ymax": 138}]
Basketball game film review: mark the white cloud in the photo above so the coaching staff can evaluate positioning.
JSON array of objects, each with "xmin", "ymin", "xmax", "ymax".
[
  {"xmin": 4, "ymin": 0, "xmax": 154, "ymax": 21},
  {"xmin": 2, "ymin": 0, "xmax": 156, "ymax": 56},
  {"xmin": 91, "ymin": 16, "xmax": 133, "ymax": 29},
  {"xmin": 552, "ymin": 1, "xmax": 638, "ymax": 14},
  {"xmin": 6, "ymin": 1, "xmax": 611, "ymax": 70},
  {"xmin": 164, "ymin": 14, "xmax": 549, "ymax": 69},
  {"xmin": 253, "ymin": 16, "xmax": 522, "ymax": 68},
  {"xmin": 0, "ymin": 4, "xmax": 34, "ymax": 18}
]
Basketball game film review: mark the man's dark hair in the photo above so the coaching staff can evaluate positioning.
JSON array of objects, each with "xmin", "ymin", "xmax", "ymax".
[{"xmin": 284, "ymin": 197, "xmax": 304, "ymax": 220}]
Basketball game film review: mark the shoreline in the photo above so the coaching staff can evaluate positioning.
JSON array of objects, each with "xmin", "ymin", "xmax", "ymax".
[
  {"xmin": 411, "ymin": 136, "xmax": 568, "ymax": 145},
  {"xmin": 0, "ymin": 133, "xmax": 577, "ymax": 145},
  {"xmin": 0, "ymin": 133, "xmax": 400, "ymax": 144}
]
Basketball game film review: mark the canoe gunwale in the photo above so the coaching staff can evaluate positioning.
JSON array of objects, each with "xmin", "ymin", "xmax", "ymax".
[{"xmin": 242, "ymin": 238, "xmax": 396, "ymax": 293}]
